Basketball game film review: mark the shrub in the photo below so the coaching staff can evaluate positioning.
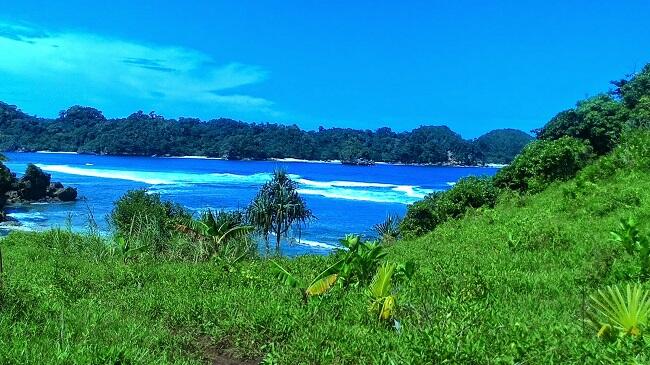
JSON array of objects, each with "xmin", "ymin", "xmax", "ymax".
[
  {"xmin": 109, "ymin": 189, "xmax": 190, "ymax": 253},
  {"xmin": 610, "ymin": 217, "xmax": 650, "ymax": 280},
  {"xmin": 535, "ymin": 95, "xmax": 628, "ymax": 155},
  {"xmin": 494, "ymin": 137, "xmax": 594, "ymax": 192},
  {"xmin": 400, "ymin": 176, "xmax": 499, "ymax": 237}
]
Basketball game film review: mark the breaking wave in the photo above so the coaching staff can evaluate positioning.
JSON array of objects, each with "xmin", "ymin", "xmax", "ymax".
[{"xmin": 36, "ymin": 164, "xmax": 434, "ymax": 204}]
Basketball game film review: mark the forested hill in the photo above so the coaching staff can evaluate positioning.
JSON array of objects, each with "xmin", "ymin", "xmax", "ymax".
[{"xmin": 0, "ymin": 102, "xmax": 532, "ymax": 165}]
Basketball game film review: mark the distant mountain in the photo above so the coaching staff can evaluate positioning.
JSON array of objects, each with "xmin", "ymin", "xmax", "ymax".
[
  {"xmin": 475, "ymin": 129, "xmax": 534, "ymax": 164},
  {"xmin": 0, "ymin": 102, "xmax": 531, "ymax": 165}
]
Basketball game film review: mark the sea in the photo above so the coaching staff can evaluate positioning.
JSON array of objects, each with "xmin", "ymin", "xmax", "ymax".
[{"xmin": 2, "ymin": 152, "xmax": 498, "ymax": 255}]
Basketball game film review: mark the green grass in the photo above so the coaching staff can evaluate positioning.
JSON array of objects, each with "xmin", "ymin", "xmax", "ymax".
[{"xmin": 2, "ymin": 158, "xmax": 650, "ymax": 364}]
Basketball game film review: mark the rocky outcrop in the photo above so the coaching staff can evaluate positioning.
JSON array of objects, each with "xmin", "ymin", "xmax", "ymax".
[
  {"xmin": 47, "ymin": 183, "xmax": 78, "ymax": 202},
  {"xmin": 0, "ymin": 163, "xmax": 78, "ymax": 223},
  {"xmin": 3, "ymin": 164, "xmax": 78, "ymax": 205},
  {"xmin": 16, "ymin": 164, "xmax": 51, "ymax": 201}
]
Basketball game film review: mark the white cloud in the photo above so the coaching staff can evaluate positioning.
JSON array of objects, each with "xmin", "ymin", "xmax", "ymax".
[{"xmin": 0, "ymin": 21, "xmax": 274, "ymax": 119}]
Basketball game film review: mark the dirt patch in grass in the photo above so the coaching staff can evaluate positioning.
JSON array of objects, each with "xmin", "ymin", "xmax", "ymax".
[{"xmin": 189, "ymin": 332, "xmax": 262, "ymax": 365}]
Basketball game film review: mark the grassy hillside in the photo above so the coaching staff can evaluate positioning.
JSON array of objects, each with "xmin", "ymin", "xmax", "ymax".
[{"xmin": 1, "ymin": 133, "xmax": 649, "ymax": 364}]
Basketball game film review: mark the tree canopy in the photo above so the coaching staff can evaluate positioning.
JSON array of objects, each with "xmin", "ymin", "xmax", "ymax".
[{"xmin": 0, "ymin": 102, "xmax": 530, "ymax": 165}]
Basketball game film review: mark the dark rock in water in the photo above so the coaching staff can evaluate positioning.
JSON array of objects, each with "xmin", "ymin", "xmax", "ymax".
[
  {"xmin": 0, "ymin": 162, "xmax": 78, "ymax": 225},
  {"xmin": 49, "ymin": 186, "xmax": 78, "ymax": 202},
  {"xmin": 49, "ymin": 182, "xmax": 64, "ymax": 191},
  {"xmin": 0, "ymin": 215, "xmax": 20, "ymax": 226},
  {"xmin": 0, "ymin": 163, "xmax": 16, "ymax": 195},
  {"xmin": 3, "ymin": 164, "xmax": 78, "ymax": 204},
  {"xmin": 5, "ymin": 190, "xmax": 19, "ymax": 203},
  {"xmin": 18, "ymin": 164, "xmax": 51, "ymax": 201}
]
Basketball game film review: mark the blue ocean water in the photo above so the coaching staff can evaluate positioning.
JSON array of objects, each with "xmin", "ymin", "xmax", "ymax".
[{"xmin": 2, "ymin": 152, "xmax": 498, "ymax": 255}]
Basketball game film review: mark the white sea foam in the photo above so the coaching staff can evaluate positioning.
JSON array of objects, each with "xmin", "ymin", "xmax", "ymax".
[
  {"xmin": 271, "ymin": 158, "xmax": 341, "ymax": 164},
  {"xmin": 37, "ymin": 164, "xmax": 272, "ymax": 186},
  {"xmin": 37, "ymin": 164, "xmax": 173, "ymax": 184},
  {"xmin": 295, "ymin": 239, "xmax": 340, "ymax": 250},
  {"xmin": 35, "ymin": 151, "xmax": 78, "ymax": 154},
  {"xmin": 298, "ymin": 178, "xmax": 395, "ymax": 189},
  {"xmin": 36, "ymin": 164, "xmax": 433, "ymax": 204},
  {"xmin": 7, "ymin": 212, "xmax": 47, "ymax": 221},
  {"xmin": 0, "ymin": 224, "xmax": 34, "ymax": 232}
]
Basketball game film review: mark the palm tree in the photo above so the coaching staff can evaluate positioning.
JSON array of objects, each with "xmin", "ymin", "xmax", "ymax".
[{"xmin": 248, "ymin": 169, "xmax": 314, "ymax": 253}]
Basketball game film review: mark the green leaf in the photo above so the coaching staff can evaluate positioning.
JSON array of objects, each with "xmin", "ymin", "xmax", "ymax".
[
  {"xmin": 271, "ymin": 260, "xmax": 302, "ymax": 289},
  {"xmin": 306, "ymin": 274, "xmax": 338, "ymax": 296},
  {"xmin": 305, "ymin": 259, "xmax": 343, "ymax": 296},
  {"xmin": 369, "ymin": 262, "xmax": 396, "ymax": 299}
]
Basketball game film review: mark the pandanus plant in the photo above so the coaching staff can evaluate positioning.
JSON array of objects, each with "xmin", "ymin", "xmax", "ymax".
[
  {"xmin": 373, "ymin": 214, "xmax": 402, "ymax": 244},
  {"xmin": 587, "ymin": 284, "xmax": 650, "ymax": 339},
  {"xmin": 247, "ymin": 169, "xmax": 314, "ymax": 252}
]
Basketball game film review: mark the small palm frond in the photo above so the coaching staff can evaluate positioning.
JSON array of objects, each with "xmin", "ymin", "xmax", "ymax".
[{"xmin": 588, "ymin": 284, "xmax": 650, "ymax": 337}]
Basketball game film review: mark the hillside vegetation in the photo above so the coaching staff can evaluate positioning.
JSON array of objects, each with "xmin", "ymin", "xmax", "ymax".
[
  {"xmin": 1, "ymin": 65, "xmax": 650, "ymax": 364},
  {"xmin": 0, "ymin": 131, "xmax": 649, "ymax": 363},
  {"xmin": 0, "ymin": 103, "xmax": 530, "ymax": 165}
]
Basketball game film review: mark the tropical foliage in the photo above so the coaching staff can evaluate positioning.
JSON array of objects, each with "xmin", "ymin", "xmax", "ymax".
[
  {"xmin": 587, "ymin": 284, "xmax": 650, "ymax": 339},
  {"xmin": 401, "ymin": 176, "xmax": 499, "ymax": 237},
  {"xmin": 333, "ymin": 235, "xmax": 388, "ymax": 286},
  {"xmin": 247, "ymin": 169, "xmax": 314, "ymax": 251},
  {"xmin": 493, "ymin": 136, "xmax": 594, "ymax": 192},
  {"xmin": 175, "ymin": 209, "xmax": 255, "ymax": 261},
  {"xmin": 610, "ymin": 217, "xmax": 650, "ymax": 280},
  {"xmin": 373, "ymin": 214, "xmax": 402, "ymax": 243},
  {"xmin": 0, "ymin": 102, "xmax": 529, "ymax": 165},
  {"xmin": 271, "ymin": 259, "xmax": 342, "ymax": 301}
]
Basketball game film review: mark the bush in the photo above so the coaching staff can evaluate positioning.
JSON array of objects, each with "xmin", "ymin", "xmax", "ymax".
[
  {"xmin": 109, "ymin": 189, "xmax": 191, "ymax": 253},
  {"xmin": 493, "ymin": 137, "xmax": 594, "ymax": 192},
  {"xmin": 575, "ymin": 130, "xmax": 650, "ymax": 184},
  {"xmin": 535, "ymin": 95, "xmax": 628, "ymax": 155},
  {"xmin": 401, "ymin": 176, "xmax": 499, "ymax": 237}
]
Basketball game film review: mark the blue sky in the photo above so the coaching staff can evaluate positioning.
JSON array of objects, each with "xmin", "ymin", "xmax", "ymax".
[{"xmin": 0, "ymin": 1, "xmax": 648, "ymax": 137}]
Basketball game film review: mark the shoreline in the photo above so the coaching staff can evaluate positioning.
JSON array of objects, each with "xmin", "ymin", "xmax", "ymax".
[{"xmin": 10, "ymin": 150, "xmax": 506, "ymax": 168}]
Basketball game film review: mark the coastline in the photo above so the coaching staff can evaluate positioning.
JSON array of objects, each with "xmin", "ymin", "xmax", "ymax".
[{"xmin": 10, "ymin": 150, "xmax": 506, "ymax": 168}]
